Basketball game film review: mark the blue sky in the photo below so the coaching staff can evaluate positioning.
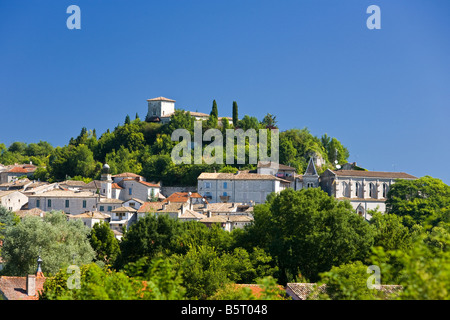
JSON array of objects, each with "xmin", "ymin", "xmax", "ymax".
[{"xmin": 1, "ymin": 0, "xmax": 449, "ymax": 183}]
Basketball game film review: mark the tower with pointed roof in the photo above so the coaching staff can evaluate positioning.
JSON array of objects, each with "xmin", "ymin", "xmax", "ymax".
[{"xmin": 303, "ymin": 157, "xmax": 319, "ymax": 189}]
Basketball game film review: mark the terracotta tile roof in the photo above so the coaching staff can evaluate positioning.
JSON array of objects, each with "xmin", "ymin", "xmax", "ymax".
[
  {"xmin": 227, "ymin": 215, "xmax": 253, "ymax": 222},
  {"xmin": 164, "ymin": 192, "xmax": 203, "ymax": 203},
  {"xmin": 111, "ymin": 206, "xmax": 137, "ymax": 213},
  {"xmin": 112, "ymin": 172, "xmax": 143, "ymax": 178},
  {"xmin": 14, "ymin": 208, "xmax": 45, "ymax": 218},
  {"xmin": 331, "ymin": 170, "xmax": 417, "ymax": 179},
  {"xmin": 7, "ymin": 167, "xmax": 29, "ymax": 173},
  {"xmin": 234, "ymin": 284, "xmax": 285, "ymax": 299},
  {"xmin": 178, "ymin": 209, "xmax": 207, "ymax": 220},
  {"xmin": 137, "ymin": 202, "xmax": 163, "ymax": 213},
  {"xmin": 68, "ymin": 211, "xmax": 110, "ymax": 219},
  {"xmin": 138, "ymin": 180, "xmax": 160, "ymax": 188},
  {"xmin": 111, "ymin": 183, "xmax": 123, "ymax": 189},
  {"xmin": 98, "ymin": 198, "xmax": 124, "ymax": 204},
  {"xmin": 146, "ymin": 96, "xmax": 176, "ymax": 102},
  {"xmin": 200, "ymin": 215, "xmax": 229, "ymax": 223},
  {"xmin": 192, "ymin": 202, "xmax": 239, "ymax": 213},
  {"xmin": 0, "ymin": 275, "xmax": 46, "ymax": 300},
  {"xmin": 58, "ymin": 180, "xmax": 87, "ymax": 187}
]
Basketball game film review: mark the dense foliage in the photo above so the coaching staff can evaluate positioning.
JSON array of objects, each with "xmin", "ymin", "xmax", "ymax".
[{"xmin": 1, "ymin": 101, "xmax": 349, "ymax": 185}]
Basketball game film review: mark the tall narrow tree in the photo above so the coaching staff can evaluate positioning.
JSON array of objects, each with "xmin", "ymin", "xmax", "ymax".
[
  {"xmin": 232, "ymin": 101, "xmax": 238, "ymax": 127},
  {"xmin": 207, "ymin": 100, "xmax": 219, "ymax": 128}
]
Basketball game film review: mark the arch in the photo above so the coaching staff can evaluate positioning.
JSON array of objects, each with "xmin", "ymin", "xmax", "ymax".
[
  {"xmin": 342, "ymin": 181, "xmax": 349, "ymax": 198},
  {"xmin": 355, "ymin": 182, "xmax": 361, "ymax": 197},
  {"xmin": 382, "ymin": 183, "xmax": 389, "ymax": 198},
  {"xmin": 369, "ymin": 182, "xmax": 376, "ymax": 198}
]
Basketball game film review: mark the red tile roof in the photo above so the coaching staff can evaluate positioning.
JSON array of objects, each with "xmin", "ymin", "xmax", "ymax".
[
  {"xmin": 163, "ymin": 192, "xmax": 203, "ymax": 203},
  {"xmin": 0, "ymin": 275, "xmax": 46, "ymax": 300},
  {"xmin": 7, "ymin": 167, "xmax": 29, "ymax": 173},
  {"xmin": 146, "ymin": 96, "xmax": 176, "ymax": 102}
]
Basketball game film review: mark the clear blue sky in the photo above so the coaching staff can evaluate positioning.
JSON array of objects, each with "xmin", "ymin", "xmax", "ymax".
[{"xmin": 1, "ymin": 0, "xmax": 449, "ymax": 183}]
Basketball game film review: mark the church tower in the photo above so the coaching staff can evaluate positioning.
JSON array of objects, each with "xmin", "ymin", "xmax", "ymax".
[
  {"xmin": 100, "ymin": 163, "xmax": 112, "ymax": 199},
  {"xmin": 303, "ymin": 157, "xmax": 319, "ymax": 189},
  {"xmin": 145, "ymin": 96, "xmax": 175, "ymax": 123}
]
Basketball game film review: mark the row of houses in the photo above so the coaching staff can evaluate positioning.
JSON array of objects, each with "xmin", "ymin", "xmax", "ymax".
[{"xmin": 1, "ymin": 157, "xmax": 417, "ymax": 237}]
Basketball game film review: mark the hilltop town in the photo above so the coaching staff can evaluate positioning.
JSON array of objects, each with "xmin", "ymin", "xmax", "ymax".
[{"xmin": 0, "ymin": 97, "xmax": 447, "ymax": 301}]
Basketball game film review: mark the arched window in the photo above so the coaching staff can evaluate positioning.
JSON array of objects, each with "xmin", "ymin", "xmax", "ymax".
[
  {"xmin": 355, "ymin": 182, "xmax": 360, "ymax": 197},
  {"xmin": 342, "ymin": 182, "xmax": 349, "ymax": 197},
  {"xmin": 383, "ymin": 183, "xmax": 388, "ymax": 198},
  {"xmin": 369, "ymin": 183, "xmax": 375, "ymax": 198}
]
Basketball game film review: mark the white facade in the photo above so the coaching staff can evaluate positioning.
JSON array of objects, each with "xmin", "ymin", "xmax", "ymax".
[
  {"xmin": 27, "ymin": 190, "xmax": 99, "ymax": 215},
  {"xmin": 146, "ymin": 97, "xmax": 175, "ymax": 123},
  {"xmin": 0, "ymin": 190, "xmax": 28, "ymax": 212},
  {"xmin": 197, "ymin": 172, "xmax": 289, "ymax": 204}
]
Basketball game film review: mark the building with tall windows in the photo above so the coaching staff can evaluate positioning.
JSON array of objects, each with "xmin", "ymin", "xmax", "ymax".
[{"xmin": 319, "ymin": 169, "xmax": 417, "ymax": 219}]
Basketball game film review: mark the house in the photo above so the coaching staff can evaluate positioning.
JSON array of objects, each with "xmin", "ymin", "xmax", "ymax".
[
  {"xmin": 0, "ymin": 190, "xmax": 28, "ymax": 212},
  {"xmin": 163, "ymin": 192, "xmax": 204, "ymax": 205},
  {"xmin": 67, "ymin": 210, "xmax": 110, "ymax": 228},
  {"xmin": 199, "ymin": 215, "xmax": 232, "ymax": 232},
  {"xmin": 257, "ymin": 161, "xmax": 297, "ymax": 187},
  {"xmin": 99, "ymin": 169, "xmax": 161, "ymax": 202},
  {"xmin": 27, "ymin": 188, "xmax": 99, "ymax": 215},
  {"xmin": 0, "ymin": 163, "xmax": 37, "ymax": 184},
  {"xmin": 136, "ymin": 201, "xmax": 185, "ymax": 221},
  {"xmin": 123, "ymin": 198, "xmax": 145, "ymax": 210},
  {"xmin": 109, "ymin": 206, "xmax": 137, "ymax": 232},
  {"xmin": 97, "ymin": 198, "xmax": 124, "ymax": 216},
  {"xmin": 145, "ymin": 96, "xmax": 233, "ymax": 125},
  {"xmin": 197, "ymin": 171, "xmax": 290, "ymax": 204},
  {"xmin": 0, "ymin": 257, "xmax": 46, "ymax": 300},
  {"xmin": 319, "ymin": 169, "xmax": 417, "ymax": 219}
]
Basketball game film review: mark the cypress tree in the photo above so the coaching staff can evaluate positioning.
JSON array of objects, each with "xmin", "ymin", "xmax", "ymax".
[
  {"xmin": 232, "ymin": 101, "xmax": 238, "ymax": 127},
  {"xmin": 208, "ymin": 100, "xmax": 219, "ymax": 128}
]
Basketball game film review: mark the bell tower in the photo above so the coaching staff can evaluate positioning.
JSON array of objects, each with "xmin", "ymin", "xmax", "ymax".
[{"xmin": 100, "ymin": 163, "xmax": 112, "ymax": 199}]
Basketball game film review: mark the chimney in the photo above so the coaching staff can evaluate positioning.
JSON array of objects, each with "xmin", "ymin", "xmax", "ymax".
[
  {"xmin": 26, "ymin": 275, "xmax": 36, "ymax": 296},
  {"xmin": 207, "ymin": 211, "xmax": 211, "ymax": 218}
]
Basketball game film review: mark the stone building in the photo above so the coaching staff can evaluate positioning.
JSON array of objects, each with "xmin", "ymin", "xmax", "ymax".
[
  {"xmin": 319, "ymin": 169, "xmax": 417, "ymax": 219},
  {"xmin": 197, "ymin": 172, "xmax": 290, "ymax": 204}
]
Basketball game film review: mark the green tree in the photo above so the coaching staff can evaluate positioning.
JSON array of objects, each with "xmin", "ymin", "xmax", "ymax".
[
  {"xmin": 316, "ymin": 261, "xmax": 393, "ymax": 300},
  {"xmin": 125, "ymin": 114, "xmax": 131, "ymax": 125},
  {"xmin": 207, "ymin": 100, "xmax": 219, "ymax": 128},
  {"xmin": 261, "ymin": 113, "xmax": 277, "ymax": 128},
  {"xmin": 372, "ymin": 224, "xmax": 450, "ymax": 299},
  {"xmin": 122, "ymin": 256, "xmax": 186, "ymax": 299},
  {"xmin": 232, "ymin": 101, "xmax": 239, "ymax": 127},
  {"xmin": 1, "ymin": 211, "xmax": 95, "ymax": 276},
  {"xmin": 385, "ymin": 176, "xmax": 450, "ymax": 227},
  {"xmin": 41, "ymin": 263, "xmax": 144, "ymax": 300},
  {"xmin": 115, "ymin": 214, "xmax": 183, "ymax": 269},
  {"xmin": 243, "ymin": 188, "xmax": 375, "ymax": 283},
  {"xmin": 89, "ymin": 221, "xmax": 121, "ymax": 266}
]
